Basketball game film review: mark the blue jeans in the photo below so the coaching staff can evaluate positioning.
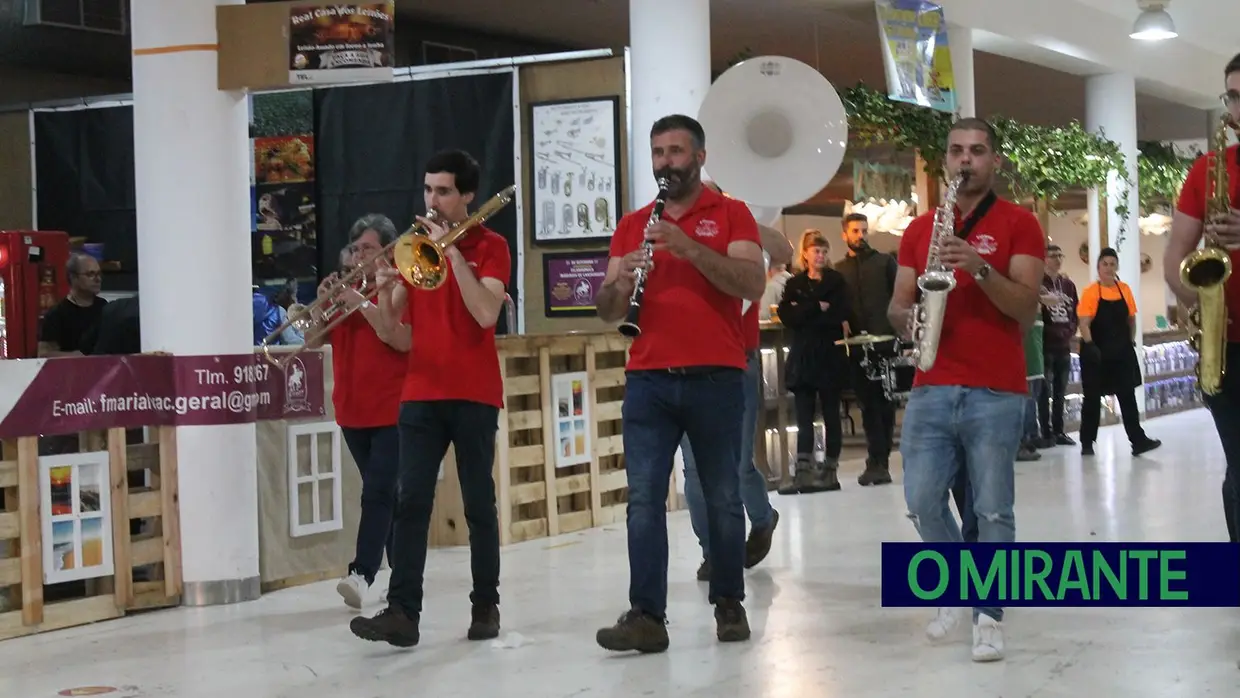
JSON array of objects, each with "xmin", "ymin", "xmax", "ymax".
[
  {"xmin": 341, "ymin": 425, "xmax": 400, "ymax": 584},
  {"xmin": 1023, "ymin": 378, "xmax": 1045, "ymax": 441},
  {"xmin": 623, "ymin": 367, "xmax": 748, "ymax": 617},
  {"xmin": 900, "ymin": 385, "xmax": 1024, "ymax": 622},
  {"xmin": 680, "ymin": 352, "xmax": 775, "ymax": 559}
]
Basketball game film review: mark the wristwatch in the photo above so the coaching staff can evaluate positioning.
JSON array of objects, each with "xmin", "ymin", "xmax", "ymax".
[{"xmin": 973, "ymin": 263, "xmax": 992, "ymax": 282}]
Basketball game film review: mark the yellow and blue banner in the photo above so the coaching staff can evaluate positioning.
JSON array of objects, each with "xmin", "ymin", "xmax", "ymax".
[
  {"xmin": 882, "ymin": 543, "xmax": 1240, "ymax": 606},
  {"xmin": 874, "ymin": 0, "xmax": 956, "ymax": 114}
]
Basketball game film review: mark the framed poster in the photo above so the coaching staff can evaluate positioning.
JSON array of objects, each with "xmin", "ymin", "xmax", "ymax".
[
  {"xmin": 529, "ymin": 96, "xmax": 622, "ymax": 244},
  {"xmin": 542, "ymin": 250, "xmax": 608, "ymax": 318},
  {"xmin": 551, "ymin": 371, "xmax": 592, "ymax": 469},
  {"xmin": 39, "ymin": 451, "xmax": 114, "ymax": 585}
]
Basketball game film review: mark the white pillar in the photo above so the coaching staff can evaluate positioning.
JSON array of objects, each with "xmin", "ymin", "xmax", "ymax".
[
  {"xmin": 132, "ymin": 0, "xmax": 260, "ymax": 605},
  {"xmin": 628, "ymin": 0, "xmax": 711, "ymax": 208},
  {"xmin": 947, "ymin": 24, "xmax": 976, "ymax": 118},
  {"xmin": 1085, "ymin": 72, "xmax": 1145, "ymax": 411}
]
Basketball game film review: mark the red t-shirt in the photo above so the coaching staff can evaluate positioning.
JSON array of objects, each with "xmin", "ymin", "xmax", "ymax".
[
  {"xmin": 743, "ymin": 305, "xmax": 760, "ymax": 353},
  {"xmin": 330, "ymin": 309, "xmax": 407, "ymax": 428},
  {"xmin": 400, "ymin": 225, "xmax": 511, "ymax": 408},
  {"xmin": 609, "ymin": 185, "xmax": 761, "ymax": 371},
  {"xmin": 1175, "ymin": 143, "xmax": 1240, "ymax": 343},
  {"xmin": 896, "ymin": 195, "xmax": 1046, "ymax": 394}
]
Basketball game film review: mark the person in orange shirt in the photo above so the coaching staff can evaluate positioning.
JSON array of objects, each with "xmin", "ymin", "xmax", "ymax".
[{"xmin": 1076, "ymin": 247, "xmax": 1161, "ymax": 457}]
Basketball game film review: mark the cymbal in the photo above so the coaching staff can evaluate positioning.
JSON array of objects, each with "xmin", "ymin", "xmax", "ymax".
[{"xmin": 835, "ymin": 334, "xmax": 895, "ymax": 346}]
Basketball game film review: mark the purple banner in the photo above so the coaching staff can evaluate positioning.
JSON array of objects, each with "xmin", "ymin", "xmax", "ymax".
[
  {"xmin": 543, "ymin": 251, "xmax": 608, "ymax": 317},
  {"xmin": 0, "ymin": 352, "xmax": 325, "ymax": 438}
]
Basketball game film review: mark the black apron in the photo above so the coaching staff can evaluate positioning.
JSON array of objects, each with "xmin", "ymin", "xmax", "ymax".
[{"xmin": 1082, "ymin": 285, "xmax": 1142, "ymax": 396}]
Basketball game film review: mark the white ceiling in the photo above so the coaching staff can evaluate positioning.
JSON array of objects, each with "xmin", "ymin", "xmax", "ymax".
[{"xmin": 396, "ymin": 0, "xmax": 1228, "ymax": 138}]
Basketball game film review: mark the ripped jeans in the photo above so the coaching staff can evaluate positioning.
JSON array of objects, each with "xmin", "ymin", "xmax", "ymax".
[{"xmin": 900, "ymin": 385, "xmax": 1024, "ymax": 622}]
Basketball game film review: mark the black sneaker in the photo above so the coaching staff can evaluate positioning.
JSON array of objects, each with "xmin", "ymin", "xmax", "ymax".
[
  {"xmin": 350, "ymin": 606, "xmax": 420, "ymax": 648},
  {"xmin": 1055, "ymin": 433, "xmax": 1077, "ymax": 446},
  {"xmin": 467, "ymin": 603, "xmax": 500, "ymax": 641},
  {"xmin": 1132, "ymin": 438, "xmax": 1162, "ymax": 457},
  {"xmin": 596, "ymin": 608, "xmax": 670, "ymax": 654},
  {"xmin": 714, "ymin": 599, "xmax": 750, "ymax": 642}
]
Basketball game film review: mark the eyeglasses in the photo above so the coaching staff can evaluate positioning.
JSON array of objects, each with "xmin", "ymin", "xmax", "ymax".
[{"xmin": 1220, "ymin": 90, "xmax": 1240, "ymax": 109}]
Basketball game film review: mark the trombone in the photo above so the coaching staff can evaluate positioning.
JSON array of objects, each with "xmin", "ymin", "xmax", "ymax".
[{"xmin": 259, "ymin": 184, "xmax": 517, "ymax": 369}]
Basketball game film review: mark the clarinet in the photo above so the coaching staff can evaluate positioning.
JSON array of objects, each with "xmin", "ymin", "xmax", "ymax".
[{"xmin": 617, "ymin": 177, "xmax": 670, "ymax": 338}]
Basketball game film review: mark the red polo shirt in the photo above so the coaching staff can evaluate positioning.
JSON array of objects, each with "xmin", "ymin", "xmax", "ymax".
[
  {"xmin": 330, "ymin": 309, "xmax": 407, "ymax": 428},
  {"xmin": 609, "ymin": 185, "xmax": 761, "ymax": 370},
  {"xmin": 400, "ymin": 225, "xmax": 511, "ymax": 408},
  {"xmin": 1176, "ymin": 143, "xmax": 1240, "ymax": 342},
  {"xmin": 743, "ymin": 305, "xmax": 760, "ymax": 353},
  {"xmin": 896, "ymin": 195, "xmax": 1046, "ymax": 394}
]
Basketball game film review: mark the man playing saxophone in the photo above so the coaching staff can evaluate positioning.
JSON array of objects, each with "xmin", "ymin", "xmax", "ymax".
[
  {"xmin": 1164, "ymin": 52, "xmax": 1240, "ymax": 544},
  {"xmin": 592, "ymin": 114, "xmax": 766, "ymax": 654},
  {"xmin": 887, "ymin": 118, "xmax": 1046, "ymax": 663}
]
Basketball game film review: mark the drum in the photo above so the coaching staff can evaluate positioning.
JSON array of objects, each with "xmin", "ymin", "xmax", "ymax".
[{"xmin": 882, "ymin": 355, "xmax": 917, "ymax": 404}]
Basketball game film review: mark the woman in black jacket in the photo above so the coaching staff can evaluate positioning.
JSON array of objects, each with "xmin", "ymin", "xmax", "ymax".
[{"xmin": 777, "ymin": 230, "xmax": 852, "ymax": 494}]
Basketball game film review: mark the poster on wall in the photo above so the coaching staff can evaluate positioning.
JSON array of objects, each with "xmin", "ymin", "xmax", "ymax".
[
  {"xmin": 529, "ymin": 97, "xmax": 622, "ymax": 244},
  {"xmin": 874, "ymin": 0, "xmax": 957, "ymax": 114},
  {"xmin": 40, "ymin": 452, "xmax": 114, "ymax": 585},
  {"xmin": 551, "ymin": 371, "xmax": 592, "ymax": 469},
  {"xmin": 253, "ymin": 135, "xmax": 318, "ymax": 281},
  {"xmin": 543, "ymin": 251, "xmax": 608, "ymax": 317},
  {"xmin": 288, "ymin": 3, "xmax": 395, "ymax": 85}
]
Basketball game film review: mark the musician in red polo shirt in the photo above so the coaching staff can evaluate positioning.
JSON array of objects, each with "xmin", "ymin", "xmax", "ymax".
[
  {"xmin": 888, "ymin": 118, "xmax": 1045, "ymax": 663},
  {"xmin": 677, "ymin": 180, "xmax": 792, "ymax": 583},
  {"xmin": 306, "ymin": 215, "xmax": 410, "ymax": 611},
  {"xmin": 1165, "ymin": 52, "xmax": 1240, "ymax": 544},
  {"xmin": 592, "ymin": 115, "xmax": 766, "ymax": 654},
  {"xmin": 349, "ymin": 150, "xmax": 511, "ymax": 649}
]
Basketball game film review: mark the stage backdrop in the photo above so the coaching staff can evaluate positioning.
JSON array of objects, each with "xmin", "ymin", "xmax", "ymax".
[
  {"xmin": 34, "ymin": 107, "xmax": 138, "ymax": 291},
  {"xmin": 313, "ymin": 71, "xmax": 518, "ymax": 333}
]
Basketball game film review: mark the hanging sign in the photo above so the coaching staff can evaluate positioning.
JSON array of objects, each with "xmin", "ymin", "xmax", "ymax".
[{"xmin": 874, "ymin": 0, "xmax": 957, "ymax": 114}]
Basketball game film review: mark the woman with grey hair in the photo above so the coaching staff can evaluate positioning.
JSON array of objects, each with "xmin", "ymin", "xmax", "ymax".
[{"xmin": 305, "ymin": 212, "xmax": 410, "ymax": 608}]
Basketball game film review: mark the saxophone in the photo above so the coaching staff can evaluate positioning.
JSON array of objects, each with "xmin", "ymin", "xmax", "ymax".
[
  {"xmin": 909, "ymin": 171, "xmax": 968, "ymax": 371},
  {"xmin": 1179, "ymin": 114, "xmax": 1236, "ymax": 395}
]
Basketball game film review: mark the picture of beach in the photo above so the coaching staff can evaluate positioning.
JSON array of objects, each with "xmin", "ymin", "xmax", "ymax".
[
  {"xmin": 550, "ymin": 371, "xmax": 592, "ymax": 469},
  {"xmin": 40, "ymin": 453, "xmax": 115, "ymax": 584}
]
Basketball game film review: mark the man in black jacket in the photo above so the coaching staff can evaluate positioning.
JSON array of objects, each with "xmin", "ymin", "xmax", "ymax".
[{"xmin": 835, "ymin": 213, "xmax": 899, "ymax": 486}]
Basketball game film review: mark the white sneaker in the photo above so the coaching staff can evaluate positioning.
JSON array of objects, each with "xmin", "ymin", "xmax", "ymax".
[
  {"xmin": 925, "ymin": 607, "xmax": 962, "ymax": 641},
  {"xmin": 971, "ymin": 614, "xmax": 1005, "ymax": 662},
  {"xmin": 336, "ymin": 572, "xmax": 368, "ymax": 609}
]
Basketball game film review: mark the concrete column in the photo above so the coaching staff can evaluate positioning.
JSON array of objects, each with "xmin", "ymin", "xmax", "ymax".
[
  {"xmin": 946, "ymin": 23, "xmax": 975, "ymax": 118},
  {"xmin": 628, "ymin": 0, "xmax": 712, "ymax": 208},
  {"xmin": 1086, "ymin": 72, "xmax": 1145, "ymax": 411},
  {"xmin": 131, "ymin": 0, "xmax": 260, "ymax": 604}
]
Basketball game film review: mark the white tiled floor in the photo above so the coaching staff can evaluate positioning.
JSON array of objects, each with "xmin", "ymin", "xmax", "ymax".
[{"xmin": 4, "ymin": 408, "xmax": 1240, "ymax": 697}]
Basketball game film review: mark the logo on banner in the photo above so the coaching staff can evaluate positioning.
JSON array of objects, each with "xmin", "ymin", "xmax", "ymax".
[{"xmin": 283, "ymin": 357, "xmax": 311, "ymax": 414}]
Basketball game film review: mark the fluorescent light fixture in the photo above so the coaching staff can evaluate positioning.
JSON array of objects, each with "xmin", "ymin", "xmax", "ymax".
[{"xmin": 1130, "ymin": 6, "xmax": 1178, "ymax": 41}]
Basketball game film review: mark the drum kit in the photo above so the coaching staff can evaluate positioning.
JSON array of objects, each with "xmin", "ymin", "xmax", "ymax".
[{"xmin": 835, "ymin": 333, "xmax": 916, "ymax": 405}]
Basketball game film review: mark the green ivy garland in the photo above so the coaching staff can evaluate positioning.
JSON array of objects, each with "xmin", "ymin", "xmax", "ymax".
[{"xmin": 1137, "ymin": 139, "xmax": 1196, "ymax": 212}]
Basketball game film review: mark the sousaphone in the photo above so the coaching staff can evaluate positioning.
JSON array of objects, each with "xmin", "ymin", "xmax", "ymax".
[{"xmin": 697, "ymin": 56, "xmax": 849, "ymax": 209}]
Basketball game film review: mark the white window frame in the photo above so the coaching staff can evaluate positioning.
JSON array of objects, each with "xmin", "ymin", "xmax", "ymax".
[{"xmin": 286, "ymin": 421, "xmax": 344, "ymax": 537}]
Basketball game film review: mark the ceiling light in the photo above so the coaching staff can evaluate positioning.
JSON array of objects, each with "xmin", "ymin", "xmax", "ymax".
[{"xmin": 1130, "ymin": 4, "xmax": 1177, "ymax": 41}]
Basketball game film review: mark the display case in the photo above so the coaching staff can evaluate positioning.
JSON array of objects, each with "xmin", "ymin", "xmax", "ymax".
[{"xmin": 1061, "ymin": 330, "xmax": 1201, "ymax": 431}]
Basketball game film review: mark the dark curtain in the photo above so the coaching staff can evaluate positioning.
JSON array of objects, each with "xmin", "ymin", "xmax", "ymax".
[
  {"xmin": 313, "ymin": 72, "xmax": 517, "ymax": 333},
  {"xmin": 34, "ymin": 107, "xmax": 138, "ymax": 291}
]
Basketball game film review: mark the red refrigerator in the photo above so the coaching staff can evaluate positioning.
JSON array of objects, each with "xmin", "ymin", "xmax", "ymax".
[{"xmin": 0, "ymin": 231, "xmax": 71, "ymax": 359}]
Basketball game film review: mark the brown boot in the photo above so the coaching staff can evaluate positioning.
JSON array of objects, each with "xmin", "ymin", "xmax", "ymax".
[
  {"xmin": 778, "ymin": 456, "xmax": 814, "ymax": 495},
  {"xmin": 802, "ymin": 459, "xmax": 841, "ymax": 493},
  {"xmin": 714, "ymin": 599, "xmax": 751, "ymax": 642},
  {"xmin": 350, "ymin": 606, "xmax": 420, "ymax": 648},
  {"xmin": 596, "ymin": 608, "xmax": 670, "ymax": 654},
  {"xmin": 858, "ymin": 458, "xmax": 893, "ymax": 486},
  {"xmin": 744, "ymin": 509, "xmax": 779, "ymax": 568}
]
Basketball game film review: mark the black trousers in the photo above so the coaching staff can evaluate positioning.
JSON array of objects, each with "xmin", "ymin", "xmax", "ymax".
[
  {"xmin": 793, "ymin": 383, "xmax": 843, "ymax": 460},
  {"xmin": 340, "ymin": 425, "xmax": 400, "ymax": 584},
  {"xmin": 386, "ymin": 400, "xmax": 501, "ymax": 616},
  {"xmin": 1206, "ymin": 343, "xmax": 1240, "ymax": 542},
  {"xmin": 1079, "ymin": 385, "xmax": 1147, "ymax": 446},
  {"xmin": 1039, "ymin": 350, "xmax": 1072, "ymax": 437},
  {"xmin": 849, "ymin": 354, "xmax": 897, "ymax": 463}
]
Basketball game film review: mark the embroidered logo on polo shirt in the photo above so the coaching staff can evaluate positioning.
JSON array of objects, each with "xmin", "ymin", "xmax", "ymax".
[
  {"xmin": 695, "ymin": 220, "xmax": 720, "ymax": 238},
  {"xmin": 972, "ymin": 233, "xmax": 998, "ymax": 256}
]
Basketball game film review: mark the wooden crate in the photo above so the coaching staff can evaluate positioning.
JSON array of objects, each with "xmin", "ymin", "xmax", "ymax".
[
  {"xmin": 0, "ymin": 426, "xmax": 181, "ymax": 642},
  {"xmin": 428, "ymin": 331, "xmax": 682, "ymax": 548}
]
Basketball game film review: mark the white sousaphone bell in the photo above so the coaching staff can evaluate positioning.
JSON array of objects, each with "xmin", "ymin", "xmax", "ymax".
[{"xmin": 697, "ymin": 55, "xmax": 850, "ymax": 213}]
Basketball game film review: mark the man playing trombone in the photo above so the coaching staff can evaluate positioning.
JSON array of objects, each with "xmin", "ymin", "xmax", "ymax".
[
  {"xmin": 303, "ymin": 215, "xmax": 409, "ymax": 610},
  {"xmin": 349, "ymin": 150, "xmax": 511, "ymax": 648},
  {"xmin": 592, "ymin": 114, "xmax": 766, "ymax": 654}
]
